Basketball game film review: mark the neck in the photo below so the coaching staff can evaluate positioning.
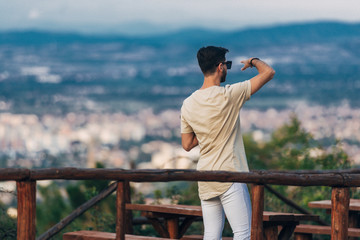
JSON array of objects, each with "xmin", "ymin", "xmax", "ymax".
[{"xmin": 200, "ymin": 75, "xmax": 221, "ymax": 90}]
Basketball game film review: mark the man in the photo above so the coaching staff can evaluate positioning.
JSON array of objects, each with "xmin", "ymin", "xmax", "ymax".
[{"xmin": 180, "ymin": 46, "xmax": 275, "ymax": 240}]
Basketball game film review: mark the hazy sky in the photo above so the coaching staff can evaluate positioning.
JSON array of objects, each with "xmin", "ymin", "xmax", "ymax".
[{"xmin": 1, "ymin": 0, "xmax": 360, "ymax": 35}]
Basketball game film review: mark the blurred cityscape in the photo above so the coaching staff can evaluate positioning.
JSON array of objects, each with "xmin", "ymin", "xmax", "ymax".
[{"xmin": 0, "ymin": 102, "xmax": 359, "ymax": 171}]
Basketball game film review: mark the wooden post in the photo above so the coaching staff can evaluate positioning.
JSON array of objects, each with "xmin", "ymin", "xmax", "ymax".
[
  {"xmin": 17, "ymin": 181, "xmax": 36, "ymax": 240},
  {"xmin": 167, "ymin": 218, "xmax": 179, "ymax": 239},
  {"xmin": 116, "ymin": 181, "xmax": 126, "ymax": 240},
  {"xmin": 331, "ymin": 187, "xmax": 349, "ymax": 240},
  {"xmin": 124, "ymin": 180, "xmax": 133, "ymax": 234},
  {"xmin": 294, "ymin": 233, "xmax": 313, "ymax": 240},
  {"xmin": 264, "ymin": 226, "xmax": 277, "ymax": 240},
  {"xmin": 251, "ymin": 184, "xmax": 264, "ymax": 240}
]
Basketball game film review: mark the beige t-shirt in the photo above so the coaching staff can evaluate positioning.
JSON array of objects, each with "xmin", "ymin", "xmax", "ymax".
[{"xmin": 181, "ymin": 80, "xmax": 251, "ymax": 200}]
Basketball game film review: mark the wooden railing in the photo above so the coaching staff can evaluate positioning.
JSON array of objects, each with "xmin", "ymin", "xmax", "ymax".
[{"xmin": 1, "ymin": 168, "xmax": 360, "ymax": 240}]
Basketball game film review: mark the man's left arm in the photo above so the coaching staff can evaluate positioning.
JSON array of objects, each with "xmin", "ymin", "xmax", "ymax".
[
  {"xmin": 241, "ymin": 58, "xmax": 275, "ymax": 95},
  {"xmin": 181, "ymin": 132, "xmax": 198, "ymax": 152}
]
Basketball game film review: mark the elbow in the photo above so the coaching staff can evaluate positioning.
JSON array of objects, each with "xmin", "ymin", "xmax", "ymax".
[
  {"xmin": 267, "ymin": 68, "xmax": 275, "ymax": 81},
  {"xmin": 271, "ymin": 69, "xmax": 276, "ymax": 78},
  {"xmin": 269, "ymin": 68, "xmax": 275, "ymax": 78},
  {"xmin": 183, "ymin": 140, "xmax": 198, "ymax": 152},
  {"xmin": 181, "ymin": 133, "xmax": 198, "ymax": 152},
  {"xmin": 182, "ymin": 144, "xmax": 192, "ymax": 152},
  {"xmin": 181, "ymin": 141, "xmax": 192, "ymax": 152}
]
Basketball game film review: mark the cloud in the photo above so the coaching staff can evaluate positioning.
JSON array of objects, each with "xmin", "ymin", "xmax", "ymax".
[{"xmin": 28, "ymin": 9, "xmax": 40, "ymax": 20}]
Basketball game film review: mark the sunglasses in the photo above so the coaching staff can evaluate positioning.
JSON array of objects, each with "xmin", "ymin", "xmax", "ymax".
[{"xmin": 218, "ymin": 61, "xmax": 232, "ymax": 69}]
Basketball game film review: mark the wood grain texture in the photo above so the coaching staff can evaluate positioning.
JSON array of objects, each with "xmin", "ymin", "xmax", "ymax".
[
  {"xmin": 116, "ymin": 182, "xmax": 126, "ymax": 240},
  {"xmin": 331, "ymin": 187, "xmax": 350, "ymax": 240},
  {"xmin": 63, "ymin": 231, "xmax": 172, "ymax": 240},
  {"xmin": 17, "ymin": 181, "xmax": 36, "ymax": 240},
  {"xmin": 8, "ymin": 168, "xmax": 360, "ymax": 187},
  {"xmin": 295, "ymin": 224, "xmax": 360, "ymax": 237},
  {"xmin": 251, "ymin": 184, "xmax": 264, "ymax": 240}
]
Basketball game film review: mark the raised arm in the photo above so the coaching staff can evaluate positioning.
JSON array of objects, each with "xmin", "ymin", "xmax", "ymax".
[
  {"xmin": 241, "ymin": 58, "xmax": 275, "ymax": 95},
  {"xmin": 181, "ymin": 132, "xmax": 199, "ymax": 152}
]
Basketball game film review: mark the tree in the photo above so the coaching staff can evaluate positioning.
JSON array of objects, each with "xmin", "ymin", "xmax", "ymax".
[
  {"xmin": 247, "ymin": 114, "xmax": 350, "ymax": 171},
  {"xmin": 0, "ymin": 202, "xmax": 17, "ymax": 240},
  {"xmin": 244, "ymin": 114, "xmax": 356, "ymax": 221},
  {"xmin": 35, "ymin": 162, "xmax": 116, "ymax": 239}
]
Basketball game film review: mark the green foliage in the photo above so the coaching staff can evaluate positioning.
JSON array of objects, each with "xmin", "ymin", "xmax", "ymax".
[
  {"xmin": 132, "ymin": 189, "xmax": 145, "ymax": 204},
  {"xmin": 153, "ymin": 189, "xmax": 162, "ymax": 204},
  {"xmin": 165, "ymin": 185, "xmax": 181, "ymax": 204},
  {"xmin": 36, "ymin": 182, "xmax": 70, "ymax": 233},
  {"xmin": 246, "ymin": 114, "xmax": 351, "ymax": 171},
  {"xmin": 0, "ymin": 203, "xmax": 17, "ymax": 240},
  {"xmin": 177, "ymin": 182, "xmax": 200, "ymax": 206},
  {"xmin": 66, "ymin": 183, "xmax": 87, "ymax": 209},
  {"xmin": 35, "ymin": 162, "xmax": 116, "ymax": 239},
  {"xmin": 244, "ymin": 114, "xmax": 354, "ymax": 227}
]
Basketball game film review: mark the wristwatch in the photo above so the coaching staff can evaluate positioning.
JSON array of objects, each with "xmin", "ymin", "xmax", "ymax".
[{"xmin": 250, "ymin": 58, "xmax": 260, "ymax": 67}]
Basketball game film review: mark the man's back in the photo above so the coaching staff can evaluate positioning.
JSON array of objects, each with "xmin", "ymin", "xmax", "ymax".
[{"xmin": 181, "ymin": 81, "xmax": 251, "ymax": 200}]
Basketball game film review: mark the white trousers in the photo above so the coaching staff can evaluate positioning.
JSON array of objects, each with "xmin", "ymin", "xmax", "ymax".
[{"xmin": 200, "ymin": 183, "xmax": 252, "ymax": 240}]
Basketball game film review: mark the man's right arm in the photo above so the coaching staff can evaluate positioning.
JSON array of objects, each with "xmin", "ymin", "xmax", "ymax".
[
  {"xmin": 181, "ymin": 132, "xmax": 198, "ymax": 152},
  {"xmin": 241, "ymin": 58, "xmax": 275, "ymax": 95}
]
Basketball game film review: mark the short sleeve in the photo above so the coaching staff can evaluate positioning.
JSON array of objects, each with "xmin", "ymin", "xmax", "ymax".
[
  {"xmin": 181, "ymin": 111, "xmax": 193, "ymax": 134},
  {"xmin": 226, "ymin": 80, "xmax": 251, "ymax": 109}
]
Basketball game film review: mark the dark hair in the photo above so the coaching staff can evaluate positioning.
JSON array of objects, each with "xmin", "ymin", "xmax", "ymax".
[{"xmin": 197, "ymin": 46, "xmax": 229, "ymax": 75}]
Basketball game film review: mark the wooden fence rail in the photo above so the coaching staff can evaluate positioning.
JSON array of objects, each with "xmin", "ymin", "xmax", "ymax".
[
  {"xmin": 2, "ymin": 168, "xmax": 360, "ymax": 186},
  {"xmin": 1, "ymin": 167, "xmax": 359, "ymax": 240}
]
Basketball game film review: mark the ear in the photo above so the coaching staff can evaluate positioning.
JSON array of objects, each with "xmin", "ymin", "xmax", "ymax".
[{"xmin": 217, "ymin": 63, "xmax": 223, "ymax": 72}]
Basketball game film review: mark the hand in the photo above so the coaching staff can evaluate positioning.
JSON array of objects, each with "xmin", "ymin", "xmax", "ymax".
[{"xmin": 240, "ymin": 58, "xmax": 253, "ymax": 71}]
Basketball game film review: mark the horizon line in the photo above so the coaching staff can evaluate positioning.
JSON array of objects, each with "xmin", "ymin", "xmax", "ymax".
[{"xmin": 0, "ymin": 20, "xmax": 359, "ymax": 37}]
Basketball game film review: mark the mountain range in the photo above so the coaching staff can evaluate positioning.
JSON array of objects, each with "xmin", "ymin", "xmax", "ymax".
[{"xmin": 0, "ymin": 21, "xmax": 359, "ymax": 115}]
